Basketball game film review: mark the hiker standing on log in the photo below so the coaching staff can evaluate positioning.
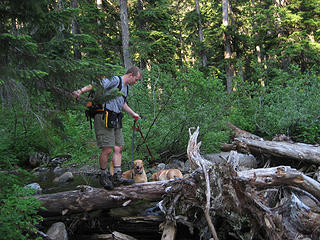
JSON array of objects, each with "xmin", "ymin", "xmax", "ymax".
[{"xmin": 71, "ymin": 66, "xmax": 141, "ymax": 190}]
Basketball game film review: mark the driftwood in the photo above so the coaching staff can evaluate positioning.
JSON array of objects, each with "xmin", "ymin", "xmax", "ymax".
[
  {"xmin": 35, "ymin": 181, "xmax": 167, "ymax": 216},
  {"xmin": 235, "ymin": 137, "xmax": 320, "ymax": 165},
  {"xmin": 160, "ymin": 221, "xmax": 176, "ymax": 240},
  {"xmin": 78, "ymin": 231, "xmax": 138, "ymax": 240},
  {"xmin": 227, "ymin": 122, "xmax": 320, "ymax": 165}
]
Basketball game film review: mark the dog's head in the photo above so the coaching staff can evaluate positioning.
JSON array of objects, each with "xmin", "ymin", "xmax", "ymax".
[{"xmin": 133, "ymin": 160, "xmax": 144, "ymax": 174}]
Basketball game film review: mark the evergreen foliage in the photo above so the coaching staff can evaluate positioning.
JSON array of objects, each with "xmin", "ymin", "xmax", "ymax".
[{"xmin": 0, "ymin": 0, "xmax": 319, "ymax": 237}]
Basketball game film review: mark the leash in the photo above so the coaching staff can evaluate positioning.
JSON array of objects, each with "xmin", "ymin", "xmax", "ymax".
[{"xmin": 131, "ymin": 117, "xmax": 155, "ymax": 168}]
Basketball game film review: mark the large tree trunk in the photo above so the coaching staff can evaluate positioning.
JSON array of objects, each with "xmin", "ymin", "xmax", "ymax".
[
  {"xmin": 119, "ymin": 0, "xmax": 133, "ymax": 70},
  {"xmin": 35, "ymin": 182, "xmax": 167, "ymax": 216},
  {"xmin": 195, "ymin": 0, "xmax": 207, "ymax": 67},
  {"xmin": 222, "ymin": 0, "xmax": 235, "ymax": 94},
  {"xmin": 71, "ymin": 0, "xmax": 81, "ymax": 60},
  {"xmin": 226, "ymin": 122, "xmax": 320, "ymax": 165},
  {"xmin": 235, "ymin": 137, "xmax": 320, "ymax": 165}
]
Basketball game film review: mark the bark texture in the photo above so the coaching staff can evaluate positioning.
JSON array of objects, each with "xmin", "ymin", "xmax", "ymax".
[{"xmin": 35, "ymin": 182, "xmax": 166, "ymax": 216}]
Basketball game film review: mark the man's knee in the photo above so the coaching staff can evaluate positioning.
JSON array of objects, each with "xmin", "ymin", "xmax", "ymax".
[
  {"xmin": 101, "ymin": 147, "xmax": 113, "ymax": 157},
  {"xmin": 114, "ymin": 146, "xmax": 122, "ymax": 154}
]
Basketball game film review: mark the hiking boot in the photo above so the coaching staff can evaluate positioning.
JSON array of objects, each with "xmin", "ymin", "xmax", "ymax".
[
  {"xmin": 99, "ymin": 171, "xmax": 114, "ymax": 190},
  {"xmin": 112, "ymin": 171, "xmax": 134, "ymax": 187}
]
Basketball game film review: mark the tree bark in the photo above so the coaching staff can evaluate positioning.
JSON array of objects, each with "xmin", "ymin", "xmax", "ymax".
[
  {"xmin": 195, "ymin": 0, "xmax": 207, "ymax": 67},
  {"xmin": 71, "ymin": 0, "xmax": 81, "ymax": 60},
  {"xmin": 160, "ymin": 221, "xmax": 176, "ymax": 240},
  {"xmin": 235, "ymin": 137, "xmax": 320, "ymax": 165},
  {"xmin": 119, "ymin": 0, "xmax": 133, "ymax": 70},
  {"xmin": 226, "ymin": 122, "xmax": 320, "ymax": 165},
  {"xmin": 222, "ymin": 0, "xmax": 235, "ymax": 94},
  {"xmin": 35, "ymin": 182, "xmax": 167, "ymax": 216}
]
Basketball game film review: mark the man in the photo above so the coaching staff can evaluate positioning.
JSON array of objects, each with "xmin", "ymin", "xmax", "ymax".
[{"xmin": 72, "ymin": 66, "xmax": 141, "ymax": 190}]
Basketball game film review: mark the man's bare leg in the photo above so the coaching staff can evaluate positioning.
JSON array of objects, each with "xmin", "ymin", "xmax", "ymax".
[
  {"xmin": 112, "ymin": 145, "xmax": 134, "ymax": 186},
  {"xmin": 99, "ymin": 146, "xmax": 114, "ymax": 190},
  {"xmin": 112, "ymin": 146, "xmax": 122, "ymax": 168},
  {"xmin": 100, "ymin": 146, "xmax": 112, "ymax": 169}
]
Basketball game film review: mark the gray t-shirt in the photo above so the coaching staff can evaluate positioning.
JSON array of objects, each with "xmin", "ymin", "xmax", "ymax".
[{"xmin": 101, "ymin": 76, "xmax": 127, "ymax": 113}]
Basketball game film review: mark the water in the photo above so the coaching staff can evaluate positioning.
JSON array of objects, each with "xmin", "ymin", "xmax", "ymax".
[{"xmin": 33, "ymin": 169, "xmax": 101, "ymax": 194}]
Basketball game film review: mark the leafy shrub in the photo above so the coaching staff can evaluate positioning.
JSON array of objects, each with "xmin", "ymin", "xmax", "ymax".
[
  {"xmin": 0, "ymin": 171, "xmax": 43, "ymax": 240},
  {"xmin": 229, "ymin": 65, "xmax": 320, "ymax": 142}
]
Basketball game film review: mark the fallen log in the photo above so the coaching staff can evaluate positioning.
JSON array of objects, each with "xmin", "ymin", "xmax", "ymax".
[
  {"xmin": 226, "ymin": 122, "xmax": 320, "ymax": 165},
  {"xmin": 236, "ymin": 165, "xmax": 320, "ymax": 200},
  {"xmin": 235, "ymin": 136, "xmax": 320, "ymax": 165},
  {"xmin": 35, "ymin": 181, "xmax": 167, "ymax": 216},
  {"xmin": 77, "ymin": 231, "xmax": 138, "ymax": 240}
]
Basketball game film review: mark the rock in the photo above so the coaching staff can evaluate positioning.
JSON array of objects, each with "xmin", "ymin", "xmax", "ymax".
[
  {"xmin": 166, "ymin": 159, "xmax": 185, "ymax": 170},
  {"xmin": 204, "ymin": 152, "xmax": 257, "ymax": 170},
  {"xmin": 24, "ymin": 183, "xmax": 42, "ymax": 194},
  {"xmin": 29, "ymin": 152, "xmax": 50, "ymax": 167},
  {"xmin": 46, "ymin": 222, "xmax": 68, "ymax": 240},
  {"xmin": 53, "ymin": 166, "xmax": 64, "ymax": 175},
  {"xmin": 53, "ymin": 172, "xmax": 74, "ymax": 183},
  {"xmin": 49, "ymin": 154, "xmax": 72, "ymax": 167},
  {"xmin": 32, "ymin": 167, "xmax": 49, "ymax": 177}
]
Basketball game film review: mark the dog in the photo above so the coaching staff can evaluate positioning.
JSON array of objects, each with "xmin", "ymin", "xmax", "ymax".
[
  {"xmin": 151, "ymin": 169, "xmax": 183, "ymax": 181},
  {"xmin": 110, "ymin": 159, "xmax": 147, "ymax": 183}
]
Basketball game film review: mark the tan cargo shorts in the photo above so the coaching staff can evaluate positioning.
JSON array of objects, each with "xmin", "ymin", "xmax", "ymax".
[{"xmin": 94, "ymin": 113, "xmax": 124, "ymax": 148}]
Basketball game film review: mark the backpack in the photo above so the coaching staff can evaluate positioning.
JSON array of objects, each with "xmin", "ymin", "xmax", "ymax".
[{"xmin": 85, "ymin": 76, "xmax": 128, "ymax": 128}]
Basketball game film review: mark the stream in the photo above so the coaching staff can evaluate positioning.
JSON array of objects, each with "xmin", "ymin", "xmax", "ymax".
[
  {"xmin": 30, "ymin": 164, "xmax": 198, "ymax": 239},
  {"xmin": 31, "ymin": 165, "xmax": 101, "ymax": 194}
]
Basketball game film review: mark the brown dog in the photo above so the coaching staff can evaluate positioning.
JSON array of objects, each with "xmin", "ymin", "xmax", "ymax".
[
  {"xmin": 151, "ymin": 169, "xmax": 183, "ymax": 181},
  {"xmin": 111, "ymin": 159, "xmax": 148, "ymax": 183}
]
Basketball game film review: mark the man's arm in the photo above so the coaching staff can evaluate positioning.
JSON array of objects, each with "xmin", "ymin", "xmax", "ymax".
[
  {"xmin": 122, "ymin": 102, "xmax": 140, "ymax": 120},
  {"xmin": 71, "ymin": 84, "xmax": 92, "ymax": 99}
]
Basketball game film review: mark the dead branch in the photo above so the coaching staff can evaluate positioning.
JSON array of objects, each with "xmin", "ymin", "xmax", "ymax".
[{"xmin": 188, "ymin": 127, "xmax": 219, "ymax": 240}]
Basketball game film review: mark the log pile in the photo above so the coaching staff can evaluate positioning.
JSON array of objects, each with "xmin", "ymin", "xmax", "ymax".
[
  {"xmin": 159, "ymin": 125, "xmax": 320, "ymax": 239},
  {"xmin": 35, "ymin": 123, "xmax": 320, "ymax": 240}
]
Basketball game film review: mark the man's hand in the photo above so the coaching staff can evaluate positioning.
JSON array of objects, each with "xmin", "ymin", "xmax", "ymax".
[
  {"xmin": 132, "ymin": 113, "xmax": 140, "ymax": 121},
  {"xmin": 71, "ymin": 90, "xmax": 82, "ymax": 99},
  {"xmin": 71, "ymin": 85, "xmax": 92, "ymax": 100}
]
